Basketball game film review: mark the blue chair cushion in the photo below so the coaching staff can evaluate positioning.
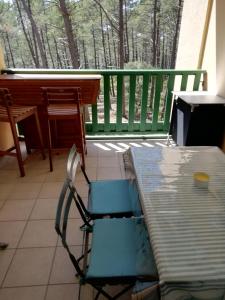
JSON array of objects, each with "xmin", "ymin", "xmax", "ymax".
[
  {"xmin": 88, "ymin": 179, "xmax": 142, "ymax": 216},
  {"xmin": 86, "ymin": 218, "xmax": 158, "ymax": 280}
]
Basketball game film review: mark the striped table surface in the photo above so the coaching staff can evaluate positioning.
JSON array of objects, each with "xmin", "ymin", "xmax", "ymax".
[{"xmin": 124, "ymin": 146, "xmax": 225, "ymax": 299}]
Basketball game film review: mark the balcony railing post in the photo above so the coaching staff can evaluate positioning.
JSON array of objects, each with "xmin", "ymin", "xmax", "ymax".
[{"xmin": 128, "ymin": 75, "xmax": 136, "ymax": 132}]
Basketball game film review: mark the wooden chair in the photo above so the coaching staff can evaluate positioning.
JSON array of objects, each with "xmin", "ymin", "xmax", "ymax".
[
  {"xmin": 41, "ymin": 87, "xmax": 86, "ymax": 172},
  {"xmin": 0, "ymin": 88, "xmax": 45, "ymax": 177}
]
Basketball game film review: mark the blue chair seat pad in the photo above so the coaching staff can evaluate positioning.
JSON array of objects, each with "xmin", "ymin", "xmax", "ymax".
[
  {"xmin": 88, "ymin": 179, "xmax": 141, "ymax": 215},
  {"xmin": 86, "ymin": 218, "xmax": 158, "ymax": 280}
]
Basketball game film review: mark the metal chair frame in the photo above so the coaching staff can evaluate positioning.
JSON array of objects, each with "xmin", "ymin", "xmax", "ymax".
[
  {"xmin": 55, "ymin": 179, "xmax": 158, "ymax": 300},
  {"xmin": 66, "ymin": 144, "xmax": 141, "ymax": 220}
]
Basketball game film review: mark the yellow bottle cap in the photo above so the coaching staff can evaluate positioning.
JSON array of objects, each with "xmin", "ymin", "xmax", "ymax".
[{"xmin": 193, "ymin": 172, "xmax": 209, "ymax": 188}]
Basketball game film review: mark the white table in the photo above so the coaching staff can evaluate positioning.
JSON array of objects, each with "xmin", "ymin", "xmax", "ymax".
[{"xmin": 124, "ymin": 146, "xmax": 225, "ymax": 300}]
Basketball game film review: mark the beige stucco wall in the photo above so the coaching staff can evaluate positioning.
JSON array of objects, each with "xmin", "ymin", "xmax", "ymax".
[
  {"xmin": 216, "ymin": 0, "xmax": 225, "ymax": 151},
  {"xmin": 216, "ymin": 0, "xmax": 225, "ymax": 97},
  {"xmin": 176, "ymin": 0, "xmax": 216, "ymax": 91}
]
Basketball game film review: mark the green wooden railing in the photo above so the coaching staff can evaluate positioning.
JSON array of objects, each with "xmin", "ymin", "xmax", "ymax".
[{"xmin": 4, "ymin": 69, "xmax": 207, "ymax": 136}]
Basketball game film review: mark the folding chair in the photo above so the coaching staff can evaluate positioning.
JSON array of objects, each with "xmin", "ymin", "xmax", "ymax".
[
  {"xmin": 55, "ymin": 179, "xmax": 158, "ymax": 300},
  {"xmin": 66, "ymin": 144, "xmax": 142, "ymax": 219}
]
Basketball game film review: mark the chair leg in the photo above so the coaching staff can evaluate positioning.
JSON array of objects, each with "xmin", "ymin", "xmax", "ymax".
[
  {"xmin": 81, "ymin": 146, "xmax": 86, "ymax": 170},
  {"xmin": 10, "ymin": 122, "xmax": 25, "ymax": 177},
  {"xmin": 93, "ymin": 286, "xmax": 112, "ymax": 300},
  {"xmin": 47, "ymin": 119, "xmax": 53, "ymax": 172},
  {"xmin": 34, "ymin": 111, "xmax": 46, "ymax": 160}
]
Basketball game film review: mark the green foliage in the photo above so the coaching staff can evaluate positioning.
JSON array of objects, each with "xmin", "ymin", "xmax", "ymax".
[{"xmin": 0, "ymin": 0, "xmax": 182, "ymax": 69}]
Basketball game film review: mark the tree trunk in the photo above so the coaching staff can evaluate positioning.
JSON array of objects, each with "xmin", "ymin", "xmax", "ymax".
[
  {"xmin": 100, "ymin": 6, "xmax": 108, "ymax": 68},
  {"xmin": 1, "ymin": 35, "xmax": 10, "ymax": 67},
  {"xmin": 131, "ymin": 28, "xmax": 135, "ymax": 62},
  {"xmin": 40, "ymin": 29, "xmax": 49, "ymax": 67},
  {"xmin": 15, "ymin": 0, "xmax": 39, "ymax": 67},
  {"xmin": 156, "ymin": 17, "xmax": 160, "ymax": 67},
  {"xmin": 124, "ymin": 0, "xmax": 129, "ymax": 63},
  {"xmin": 119, "ymin": 0, "xmax": 124, "ymax": 69},
  {"xmin": 92, "ymin": 27, "xmax": 97, "ymax": 68},
  {"xmin": 58, "ymin": 0, "xmax": 80, "ymax": 68},
  {"xmin": 170, "ymin": 0, "xmax": 183, "ymax": 68},
  {"xmin": 152, "ymin": 0, "xmax": 159, "ymax": 67},
  {"xmin": 20, "ymin": 0, "xmax": 48, "ymax": 68},
  {"xmin": 45, "ymin": 26, "xmax": 55, "ymax": 68},
  {"xmin": 82, "ymin": 40, "xmax": 88, "ymax": 68},
  {"xmin": 112, "ymin": 29, "xmax": 118, "ymax": 67},
  {"xmin": 53, "ymin": 36, "xmax": 63, "ymax": 68},
  {"xmin": 5, "ymin": 32, "xmax": 15, "ymax": 68}
]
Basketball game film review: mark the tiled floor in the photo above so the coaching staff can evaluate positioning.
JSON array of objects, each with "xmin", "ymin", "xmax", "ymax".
[{"xmin": 0, "ymin": 139, "xmax": 168, "ymax": 300}]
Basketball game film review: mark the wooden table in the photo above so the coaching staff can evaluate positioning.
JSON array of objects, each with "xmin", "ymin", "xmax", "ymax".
[
  {"xmin": 124, "ymin": 146, "xmax": 225, "ymax": 300},
  {"xmin": 0, "ymin": 74, "xmax": 101, "ymax": 148}
]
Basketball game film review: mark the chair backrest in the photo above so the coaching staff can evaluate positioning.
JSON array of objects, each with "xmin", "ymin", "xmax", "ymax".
[
  {"xmin": 66, "ymin": 144, "xmax": 91, "ymax": 217},
  {"xmin": 0, "ymin": 88, "xmax": 15, "ymax": 122},
  {"xmin": 55, "ymin": 178, "xmax": 91, "ymax": 279},
  {"xmin": 67, "ymin": 144, "xmax": 90, "ymax": 184},
  {"xmin": 67, "ymin": 144, "xmax": 81, "ymax": 183},
  {"xmin": 41, "ymin": 87, "xmax": 81, "ymax": 106},
  {"xmin": 0, "ymin": 88, "xmax": 13, "ymax": 107}
]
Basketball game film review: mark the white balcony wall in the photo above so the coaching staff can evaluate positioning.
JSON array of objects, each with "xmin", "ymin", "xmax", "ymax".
[{"xmin": 176, "ymin": 0, "xmax": 216, "ymax": 92}]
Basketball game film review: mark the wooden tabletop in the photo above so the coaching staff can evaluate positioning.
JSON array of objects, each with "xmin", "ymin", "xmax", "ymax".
[{"xmin": 0, "ymin": 74, "xmax": 101, "ymax": 105}]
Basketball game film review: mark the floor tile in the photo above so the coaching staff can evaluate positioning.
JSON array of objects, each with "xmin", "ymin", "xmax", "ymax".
[
  {"xmin": 98, "ymin": 156, "xmax": 120, "ymax": 168},
  {"xmin": 24, "ymin": 156, "xmax": 49, "ymax": 170},
  {"xmin": 0, "ymin": 184, "xmax": 14, "ymax": 201},
  {"xmin": 68, "ymin": 198, "xmax": 87, "ymax": 219},
  {"xmin": 46, "ymin": 283, "xmax": 93, "ymax": 300},
  {"xmin": 75, "ymin": 182, "xmax": 89, "ymax": 198},
  {"xmin": 0, "ymin": 249, "xmax": 15, "ymax": 286},
  {"xmin": 38, "ymin": 182, "xmax": 63, "ymax": 199},
  {"xmin": 49, "ymin": 246, "xmax": 81, "ymax": 284},
  {"xmin": 7, "ymin": 182, "xmax": 43, "ymax": 200},
  {"xmin": 0, "ymin": 170, "xmax": 19, "ymax": 184},
  {"xmin": 45, "ymin": 168, "xmax": 67, "ymax": 182},
  {"xmin": 86, "ymin": 143, "xmax": 99, "ymax": 157},
  {"xmin": 0, "ymin": 286, "xmax": 46, "ymax": 300},
  {"xmin": 85, "ymin": 157, "xmax": 98, "ymax": 168},
  {"xmin": 57, "ymin": 219, "xmax": 84, "ymax": 246},
  {"xmin": 0, "ymin": 157, "xmax": 19, "ymax": 170},
  {"xmin": 30, "ymin": 198, "xmax": 58, "ymax": 220},
  {"xmin": 0, "ymin": 221, "xmax": 26, "ymax": 248},
  {"xmin": 18, "ymin": 220, "xmax": 57, "ymax": 248},
  {"xmin": 0, "ymin": 200, "xmax": 35, "ymax": 221},
  {"xmin": 80, "ymin": 284, "xmax": 94, "ymax": 300},
  {"xmin": 17, "ymin": 169, "xmax": 47, "ymax": 183},
  {"xmin": 75, "ymin": 167, "xmax": 97, "ymax": 183},
  {"xmin": 3, "ymin": 247, "xmax": 55, "ymax": 287},
  {"xmin": 97, "ymin": 167, "xmax": 122, "ymax": 180}
]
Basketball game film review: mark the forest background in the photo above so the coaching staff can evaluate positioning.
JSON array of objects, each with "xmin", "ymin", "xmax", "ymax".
[{"xmin": 0, "ymin": 0, "xmax": 183, "ymax": 70}]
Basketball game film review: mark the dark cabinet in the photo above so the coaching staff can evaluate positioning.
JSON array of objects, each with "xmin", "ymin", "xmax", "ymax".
[{"xmin": 170, "ymin": 93, "xmax": 225, "ymax": 147}]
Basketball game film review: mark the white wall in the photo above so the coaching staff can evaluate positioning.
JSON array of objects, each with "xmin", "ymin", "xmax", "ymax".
[
  {"xmin": 176, "ymin": 0, "xmax": 216, "ymax": 91},
  {"xmin": 216, "ymin": 0, "xmax": 225, "ymax": 97}
]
